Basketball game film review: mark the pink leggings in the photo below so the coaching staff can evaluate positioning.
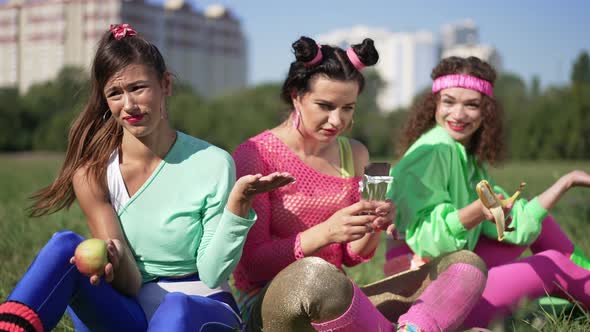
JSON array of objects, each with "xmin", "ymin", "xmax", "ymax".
[
  {"xmin": 463, "ymin": 215, "xmax": 590, "ymax": 327},
  {"xmin": 385, "ymin": 215, "xmax": 590, "ymax": 328}
]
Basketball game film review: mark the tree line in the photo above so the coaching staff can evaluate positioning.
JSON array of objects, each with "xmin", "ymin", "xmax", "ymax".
[{"xmin": 0, "ymin": 51, "xmax": 588, "ymax": 160}]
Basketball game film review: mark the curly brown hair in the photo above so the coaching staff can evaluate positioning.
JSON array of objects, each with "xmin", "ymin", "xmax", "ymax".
[{"xmin": 398, "ymin": 56, "xmax": 504, "ymax": 164}]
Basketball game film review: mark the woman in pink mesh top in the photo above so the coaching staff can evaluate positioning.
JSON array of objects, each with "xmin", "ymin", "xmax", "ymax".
[{"xmin": 232, "ymin": 36, "xmax": 489, "ymax": 332}]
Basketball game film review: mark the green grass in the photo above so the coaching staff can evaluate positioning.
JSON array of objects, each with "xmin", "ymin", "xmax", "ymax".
[{"xmin": 1, "ymin": 155, "xmax": 588, "ymax": 331}]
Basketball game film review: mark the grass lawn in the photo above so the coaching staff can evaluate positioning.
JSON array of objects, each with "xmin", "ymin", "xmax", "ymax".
[{"xmin": 1, "ymin": 154, "xmax": 588, "ymax": 331}]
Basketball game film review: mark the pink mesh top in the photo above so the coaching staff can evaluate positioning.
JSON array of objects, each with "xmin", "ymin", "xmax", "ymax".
[{"xmin": 232, "ymin": 130, "xmax": 373, "ymax": 293}]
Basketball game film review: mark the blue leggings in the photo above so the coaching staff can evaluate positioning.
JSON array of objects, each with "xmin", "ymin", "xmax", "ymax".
[{"xmin": 8, "ymin": 231, "xmax": 241, "ymax": 332}]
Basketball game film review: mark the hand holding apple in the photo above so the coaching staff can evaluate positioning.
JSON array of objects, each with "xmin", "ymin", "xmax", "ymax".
[{"xmin": 70, "ymin": 238, "xmax": 123, "ymax": 285}]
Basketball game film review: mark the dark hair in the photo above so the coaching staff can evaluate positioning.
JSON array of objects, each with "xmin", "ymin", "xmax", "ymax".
[
  {"xmin": 280, "ymin": 36, "xmax": 379, "ymax": 106},
  {"xmin": 399, "ymin": 56, "xmax": 504, "ymax": 164},
  {"xmin": 30, "ymin": 26, "xmax": 168, "ymax": 216}
]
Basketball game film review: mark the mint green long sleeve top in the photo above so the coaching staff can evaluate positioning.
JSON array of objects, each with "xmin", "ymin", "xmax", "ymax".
[
  {"xmin": 387, "ymin": 126, "xmax": 548, "ymax": 258},
  {"xmin": 117, "ymin": 132, "xmax": 256, "ymax": 287}
]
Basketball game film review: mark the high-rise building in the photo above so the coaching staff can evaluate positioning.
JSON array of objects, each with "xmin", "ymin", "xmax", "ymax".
[
  {"xmin": 0, "ymin": 0, "xmax": 247, "ymax": 97},
  {"xmin": 318, "ymin": 26, "xmax": 437, "ymax": 112},
  {"xmin": 439, "ymin": 19, "xmax": 502, "ymax": 71},
  {"xmin": 440, "ymin": 18, "xmax": 479, "ymax": 50}
]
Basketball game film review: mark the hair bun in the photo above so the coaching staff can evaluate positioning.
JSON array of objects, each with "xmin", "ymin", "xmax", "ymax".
[
  {"xmin": 292, "ymin": 36, "xmax": 320, "ymax": 63},
  {"xmin": 351, "ymin": 38, "xmax": 379, "ymax": 66}
]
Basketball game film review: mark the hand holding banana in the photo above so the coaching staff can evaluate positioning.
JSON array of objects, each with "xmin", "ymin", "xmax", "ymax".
[{"xmin": 476, "ymin": 180, "xmax": 526, "ymax": 241}]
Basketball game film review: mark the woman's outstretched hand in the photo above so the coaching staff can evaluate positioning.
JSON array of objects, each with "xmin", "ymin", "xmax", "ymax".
[
  {"xmin": 234, "ymin": 172, "xmax": 295, "ymax": 200},
  {"xmin": 227, "ymin": 172, "xmax": 295, "ymax": 218},
  {"xmin": 564, "ymin": 170, "xmax": 590, "ymax": 188},
  {"xmin": 539, "ymin": 170, "xmax": 590, "ymax": 210}
]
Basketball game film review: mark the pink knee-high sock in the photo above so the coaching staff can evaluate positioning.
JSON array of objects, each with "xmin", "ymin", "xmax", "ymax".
[
  {"xmin": 311, "ymin": 282, "xmax": 394, "ymax": 332},
  {"xmin": 397, "ymin": 263, "xmax": 487, "ymax": 332},
  {"xmin": 530, "ymin": 215, "xmax": 574, "ymax": 256},
  {"xmin": 463, "ymin": 249, "xmax": 590, "ymax": 328}
]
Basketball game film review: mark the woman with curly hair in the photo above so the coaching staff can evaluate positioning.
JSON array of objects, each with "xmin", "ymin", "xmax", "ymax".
[{"xmin": 385, "ymin": 56, "xmax": 590, "ymax": 327}]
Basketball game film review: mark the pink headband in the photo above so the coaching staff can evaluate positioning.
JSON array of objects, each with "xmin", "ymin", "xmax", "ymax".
[
  {"xmin": 304, "ymin": 45, "xmax": 323, "ymax": 67},
  {"xmin": 432, "ymin": 74, "xmax": 493, "ymax": 97},
  {"xmin": 346, "ymin": 47, "xmax": 365, "ymax": 71},
  {"xmin": 110, "ymin": 23, "xmax": 137, "ymax": 40}
]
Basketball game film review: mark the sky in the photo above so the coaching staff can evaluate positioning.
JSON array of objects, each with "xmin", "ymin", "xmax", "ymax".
[{"xmin": 182, "ymin": 0, "xmax": 589, "ymax": 89}]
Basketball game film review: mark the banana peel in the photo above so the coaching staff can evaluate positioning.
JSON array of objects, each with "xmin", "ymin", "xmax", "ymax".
[{"xmin": 475, "ymin": 180, "xmax": 526, "ymax": 241}]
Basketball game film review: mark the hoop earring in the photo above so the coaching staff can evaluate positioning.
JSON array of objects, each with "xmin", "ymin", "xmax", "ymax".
[{"xmin": 102, "ymin": 109, "xmax": 111, "ymax": 122}]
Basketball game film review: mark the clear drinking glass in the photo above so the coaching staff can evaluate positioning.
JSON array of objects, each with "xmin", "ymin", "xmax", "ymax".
[
  {"xmin": 359, "ymin": 163, "xmax": 394, "ymax": 233},
  {"xmin": 360, "ymin": 162, "xmax": 393, "ymax": 202}
]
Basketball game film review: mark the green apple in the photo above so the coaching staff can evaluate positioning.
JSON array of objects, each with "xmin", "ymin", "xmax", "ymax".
[{"xmin": 74, "ymin": 238, "xmax": 108, "ymax": 276}]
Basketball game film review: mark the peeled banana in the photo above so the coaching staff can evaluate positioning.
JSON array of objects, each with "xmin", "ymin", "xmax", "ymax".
[{"xmin": 475, "ymin": 180, "xmax": 526, "ymax": 241}]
